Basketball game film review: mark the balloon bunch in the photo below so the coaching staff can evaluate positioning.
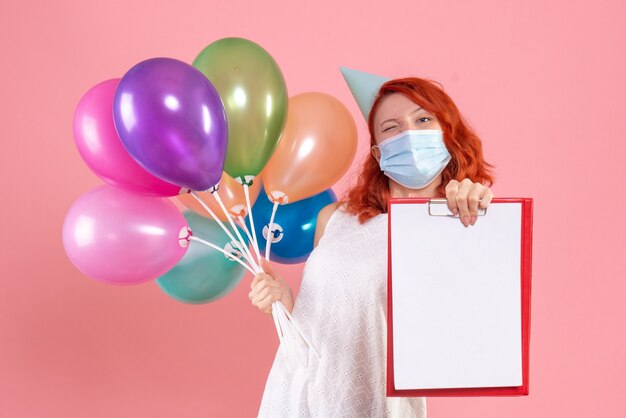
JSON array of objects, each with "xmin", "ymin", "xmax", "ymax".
[{"xmin": 63, "ymin": 37, "xmax": 357, "ymax": 365}]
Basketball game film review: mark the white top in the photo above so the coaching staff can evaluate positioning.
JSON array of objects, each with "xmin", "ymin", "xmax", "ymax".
[{"xmin": 257, "ymin": 206, "xmax": 427, "ymax": 417}]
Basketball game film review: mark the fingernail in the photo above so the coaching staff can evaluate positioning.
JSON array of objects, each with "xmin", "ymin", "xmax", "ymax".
[
  {"xmin": 452, "ymin": 208, "xmax": 458, "ymax": 215},
  {"xmin": 470, "ymin": 215, "xmax": 477, "ymax": 225},
  {"xmin": 462, "ymin": 216, "xmax": 470, "ymax": 226}
]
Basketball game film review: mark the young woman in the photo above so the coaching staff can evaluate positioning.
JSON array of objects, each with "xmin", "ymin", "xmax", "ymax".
[{"xmin": 251, "ymin": 76, "xmax": 495, "ymax": 417}]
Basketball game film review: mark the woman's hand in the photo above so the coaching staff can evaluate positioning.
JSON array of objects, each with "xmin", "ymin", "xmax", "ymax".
[
  {"xmin": 445, "ymin": 179, "xmax": 493, "ymax": 226},
  {"xmin": 249, "ymin": 258, "xmax": 295, "ymax": 315}
]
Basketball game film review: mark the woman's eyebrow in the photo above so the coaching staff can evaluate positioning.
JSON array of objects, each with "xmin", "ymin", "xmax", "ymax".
[
  {"xmin": 380, "ymin": 107, "xmax": 425, "ymax": 126},
  {"xmin": 380, "ymin": 118, "xmax": 397, "ymax": 126}
]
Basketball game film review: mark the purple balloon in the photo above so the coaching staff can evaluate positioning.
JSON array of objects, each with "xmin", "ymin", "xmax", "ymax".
[
  {"xmin": 62, "ymin": 185, "xmax": 190, "ymax": 285},
  {"xmin": 113, "ymin": 58, "xmax": 228, "ymax": 191}
]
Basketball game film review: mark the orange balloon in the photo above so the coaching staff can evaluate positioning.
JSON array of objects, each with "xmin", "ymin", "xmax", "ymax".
[
  {"xmin": 178, "ymin": 172, "xmax": 262, "ymax": 221},
  {"xmin": 262, "ymin": 92, "xmax": 357, "ymax": 204}
]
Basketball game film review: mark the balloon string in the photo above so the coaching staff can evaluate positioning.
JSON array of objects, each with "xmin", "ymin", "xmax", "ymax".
[
  {"xmin": 238, "ymin": 184, "xmax": 313, "ymax": 365},
  {"xmin": 188, "ymin": 236, "xmax": 256, "ymax": 275},
  {"xmin": 189, "ymin": 191, "xmax": 258, "ymax": 271},
  {"xmin": 272, "ymin": 301, "xmax": 299, "ymax": 364},
  {"xmin": 272, "ymin": 303, "xmax": 303, "ymax": 365},
  {"xmin": 211, "ymin": 190, "xmax": 261, "ymax": 272},
  {"xmin": 271, "ymin": 301, "xmax": 286, "ymax": 345},
  {"xmin": 234, "ymin": 184, "xmax": 293, "ymax": 356},
  {"xmin": 277, "ymin": 303, "xmax": 308, "ymax": 364},
  {"xmin": 265, "ymin": 201, "xmax": 280, "ymax": 261},
  {"xmin": 243, "ymin": 184, "xmax": 262, "ymax": 265},
  {"xmin": 280, "ymin": 300, "xmax": 321, "ymax": 359},
  {"xmin": 237, "ymin": 216, "xmax": 256, "ymax": 250}
]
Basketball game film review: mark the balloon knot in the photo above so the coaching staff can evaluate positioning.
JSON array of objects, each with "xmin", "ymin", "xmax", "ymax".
[
  {"xmin": 236, "ymin": 175, "xmax": 255, "ymax": 187},
  {"xmin": 178, "ymin": 227, "xmax": 193, "ymax": 248},
  {"xmin": 268, "ymin": 190, "xmax": 288, "ymax": 205},
  {"xmin": 232, "ymin": 209, "xmax": 247, "ymax": 218}
]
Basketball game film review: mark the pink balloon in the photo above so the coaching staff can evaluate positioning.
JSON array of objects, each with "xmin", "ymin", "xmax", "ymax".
[
  {"xmin": 73, "ymin": 79, "xmax": 183, "ymax": 197},
  {"xmin": 62, "ymin": 185, "xmax": 190, "ymax": 285}
]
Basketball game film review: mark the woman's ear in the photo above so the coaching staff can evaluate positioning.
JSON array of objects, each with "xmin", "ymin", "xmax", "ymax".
[{"xmin": 371, "ymin": 146, "xmax": 381, "ymax": 162}]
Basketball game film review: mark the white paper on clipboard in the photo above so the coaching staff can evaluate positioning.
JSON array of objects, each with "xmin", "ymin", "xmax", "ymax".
[{"xmin": 390, "ymin": 201, "xmax": 524, "ymax": 390}]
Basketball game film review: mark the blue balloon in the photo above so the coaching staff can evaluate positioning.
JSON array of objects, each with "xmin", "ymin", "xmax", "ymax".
[{"xmin": 249, "ymin": 187, "xmax": 337, "ymax": 264}]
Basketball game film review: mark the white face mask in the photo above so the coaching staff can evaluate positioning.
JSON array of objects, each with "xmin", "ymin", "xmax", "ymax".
[{"xmin": 373, "ymin": 129, "xmax": 451, "ymax": 189}]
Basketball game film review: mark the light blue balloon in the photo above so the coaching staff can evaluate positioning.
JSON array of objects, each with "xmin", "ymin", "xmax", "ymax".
[{"xmin": 157, "ymin": 211, "xmax": 249, "ymax": 304}]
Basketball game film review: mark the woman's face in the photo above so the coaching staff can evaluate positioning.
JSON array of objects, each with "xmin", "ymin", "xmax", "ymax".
[{"xmin": 372, "ymin": 93, "xmax": 442, "ymax": 146}]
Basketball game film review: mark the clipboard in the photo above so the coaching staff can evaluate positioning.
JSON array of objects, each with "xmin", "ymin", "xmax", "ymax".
[{"xmin": 386, "ymin": 197, "xmax": 533, "ymax": 397}]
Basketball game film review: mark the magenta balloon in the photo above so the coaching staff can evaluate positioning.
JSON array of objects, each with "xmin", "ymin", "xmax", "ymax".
[
  {"xmin": 73, "ymin": 79, "xmax": 182, "ymax": 197},
  {"xmin": 62, "ymin": 185, "xmax": 189, "ymax": 285},
  {"xmin": 113, "ymin": 58, "xmax": 228, "ymax": 191}
]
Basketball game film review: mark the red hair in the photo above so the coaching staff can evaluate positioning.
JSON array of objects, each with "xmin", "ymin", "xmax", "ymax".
[{"xmin": 342, "ymin": 77, "xmax": 495, "ymax": 224}]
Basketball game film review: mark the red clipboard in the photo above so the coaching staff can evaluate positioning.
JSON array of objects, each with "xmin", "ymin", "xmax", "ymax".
[{"xmin": 386, "ymin": 197, "xmax": 533, "ymax": 397}]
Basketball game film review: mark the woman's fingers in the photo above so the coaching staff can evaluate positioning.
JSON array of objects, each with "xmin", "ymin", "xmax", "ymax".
[
  {"xmin": 250, "ymin": 272, "xmax": 273, "ymax": 291},
  {"xmin": 249, "ymin": 276, "xmax": 278, "ymax": 298},
  {"xmin": 252, "ymin": 287, "xmax": 281, "ymax": 315},
  {"xmin": 249, "ymin": 260, "xmax": 289, "ymax": 316},
  {"xmin": 250, "ymin": 261, "xmax": 294, "ymax": 315},
  {"xmin": 446, "ymin": 179, "xmax": 494, "ymax": 226},
  {"xmin": 248, "ymin": 272, "xmax": 282, "ymax": 317},
  {"xmin": 258, "ymin": 293, "xmax": 278, "ymax": 315},
  {"xmin": 455, "ymin": 179, "xmax": 473, "ymax": 226},
  {"xmin": 259, "ymin": 258, "xmax": 276, "ymax": 276},
  {"xmin": 251, "ymin": 286, "xmax": 271, "ymax": 304},
  {"xmin": 479, "ymin": 187, "xmax": 493, "ymax": 209},
  {"xmin": 467, "ymin": 183, "xmax": 486, "ymax": 225},
  {"xmin": 445, "ymin": 180, "xmax": 460, "ymax": 215},
  {"xmin": 446, "ymin": 178, "xmax": 473, "ymax": 223}
]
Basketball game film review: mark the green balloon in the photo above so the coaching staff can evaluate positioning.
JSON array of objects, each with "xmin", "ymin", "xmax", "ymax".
[
  {"xmin": 156, "ymin": 211, "xmax": 249, "ymax": 304},
  {"xmin": 193, "ymin": 37, "xmax": 288, "ymax": 180}
]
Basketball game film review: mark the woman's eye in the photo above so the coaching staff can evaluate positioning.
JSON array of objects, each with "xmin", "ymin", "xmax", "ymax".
[
  {"xmin": 417, "ymin": 117, "xmax": 431, "ymax": 123},
  {"xmin": 382, "ymin": 126, "xmax": 396, "ymax": 132}
]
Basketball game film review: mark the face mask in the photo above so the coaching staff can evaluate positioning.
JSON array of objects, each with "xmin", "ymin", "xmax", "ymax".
[{"xmin": 373, "ymin": 129, "xmax": 451, "ymax": 189}]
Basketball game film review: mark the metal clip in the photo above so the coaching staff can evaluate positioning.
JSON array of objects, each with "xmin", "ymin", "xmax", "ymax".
[{"xmin": 427, "ymin": 198, "xmax": 487, "ymax": 217}]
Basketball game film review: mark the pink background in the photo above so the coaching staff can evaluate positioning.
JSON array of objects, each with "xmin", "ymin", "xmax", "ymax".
[{"xmin": 1, "ymin": 0, "xmax": 625, "ymax": 416}]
